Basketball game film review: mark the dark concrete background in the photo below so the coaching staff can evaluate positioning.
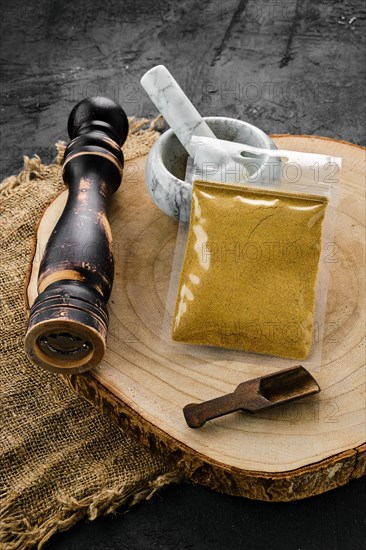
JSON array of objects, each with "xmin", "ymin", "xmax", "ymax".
[
  {"xmin": 1, "ymin": 0, "xmax": 365, "ymax": 548},
  {"xmin": 1, "ymin": 0, "xmax": 365, "ymax": 180}
]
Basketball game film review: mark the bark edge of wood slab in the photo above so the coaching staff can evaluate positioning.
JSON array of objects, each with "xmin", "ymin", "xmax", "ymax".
[
  {"xmin": 64, "ymin": 370, "xmax": 366, "ymax": 502},
  {"xmin": 25, "ymin": 97, "xmax": 129, "ymax": 374}
]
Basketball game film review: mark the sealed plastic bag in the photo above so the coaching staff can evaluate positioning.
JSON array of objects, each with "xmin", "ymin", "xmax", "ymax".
[{"xmin": 163, "ymin": 137, "xmax": 341, "ymax": 370}]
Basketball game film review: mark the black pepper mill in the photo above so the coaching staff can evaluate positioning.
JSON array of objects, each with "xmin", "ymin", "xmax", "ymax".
[{"xmin": 25, "ymin": 97, "xmax": 129, "ymax": 374}]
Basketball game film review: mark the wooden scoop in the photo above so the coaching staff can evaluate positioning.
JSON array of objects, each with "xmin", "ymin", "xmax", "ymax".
[{"xmin": 183, "ymin": 366, "xmax": 320, "ymax": 428}]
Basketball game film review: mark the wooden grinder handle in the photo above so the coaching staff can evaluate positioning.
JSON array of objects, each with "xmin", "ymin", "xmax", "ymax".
[{"xmin": 25, "ymin": 97, "xmax": 129, "ymax": 374}]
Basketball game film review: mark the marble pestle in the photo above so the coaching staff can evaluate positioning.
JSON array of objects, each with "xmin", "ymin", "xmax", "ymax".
[
  {"xmin": 141, "ymin": 65, "xmax": 279, "ymax": 221},
  {"xmin": 140, "ymin": 65, "xmax": 216, "ymax": 156}
]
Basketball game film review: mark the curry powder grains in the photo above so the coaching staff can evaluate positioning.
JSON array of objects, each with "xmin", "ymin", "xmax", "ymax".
[{"xmin": 172, "ymin": 180, "xmax": 328, "ymax": 359}]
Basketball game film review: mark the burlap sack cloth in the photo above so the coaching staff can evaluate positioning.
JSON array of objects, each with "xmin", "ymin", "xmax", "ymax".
[{"xmin": 0, "ymin": 119, "xmax": 180, "ymax": 550}]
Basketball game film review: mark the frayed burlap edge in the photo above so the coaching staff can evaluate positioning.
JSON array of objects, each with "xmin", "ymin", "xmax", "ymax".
[
  {"xmin": 0, "ymin": 114, "xmax": 183, "ymax": 550},
  {"xmin": 0, "ymin": 114, "xmax": 164, "ymax": 198},
  {"xmin": 0, "ymin": 472, "xmax": 179, "ymax": 550}
]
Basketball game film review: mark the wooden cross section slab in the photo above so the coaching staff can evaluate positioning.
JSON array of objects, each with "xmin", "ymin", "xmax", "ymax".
[{"xmin": 26, "ymin": 136, "xmax": 366, "ymax": 501}]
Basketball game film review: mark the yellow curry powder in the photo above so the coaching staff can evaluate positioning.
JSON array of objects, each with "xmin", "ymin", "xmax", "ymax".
[{"xmin": 172, "ymin": 180, "xmax": 328, "ymax": 360}]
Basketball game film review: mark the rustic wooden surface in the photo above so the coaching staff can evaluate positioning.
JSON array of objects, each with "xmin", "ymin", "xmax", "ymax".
[
  {"xmin": 28, "ymin": 136, "xmax": 366, "ymax": 502},
  {"xmin": 2, "ymin": 0, "xmax": 366, "ymax": 546}
]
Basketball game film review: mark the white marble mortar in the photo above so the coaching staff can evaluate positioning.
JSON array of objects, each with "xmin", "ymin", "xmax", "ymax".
[{"xmin": 145, "ymin": 116, "xmax": 279, "ymax": 222}]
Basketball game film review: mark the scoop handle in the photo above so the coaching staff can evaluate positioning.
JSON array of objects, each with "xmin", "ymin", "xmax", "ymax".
[
  {"xmin": 183, "ymin": 392, "xmax": 242, "ymax": 428},
  {"xmin": 140, "ymin": 65, "xmax": 216, "ymax": 156}
]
